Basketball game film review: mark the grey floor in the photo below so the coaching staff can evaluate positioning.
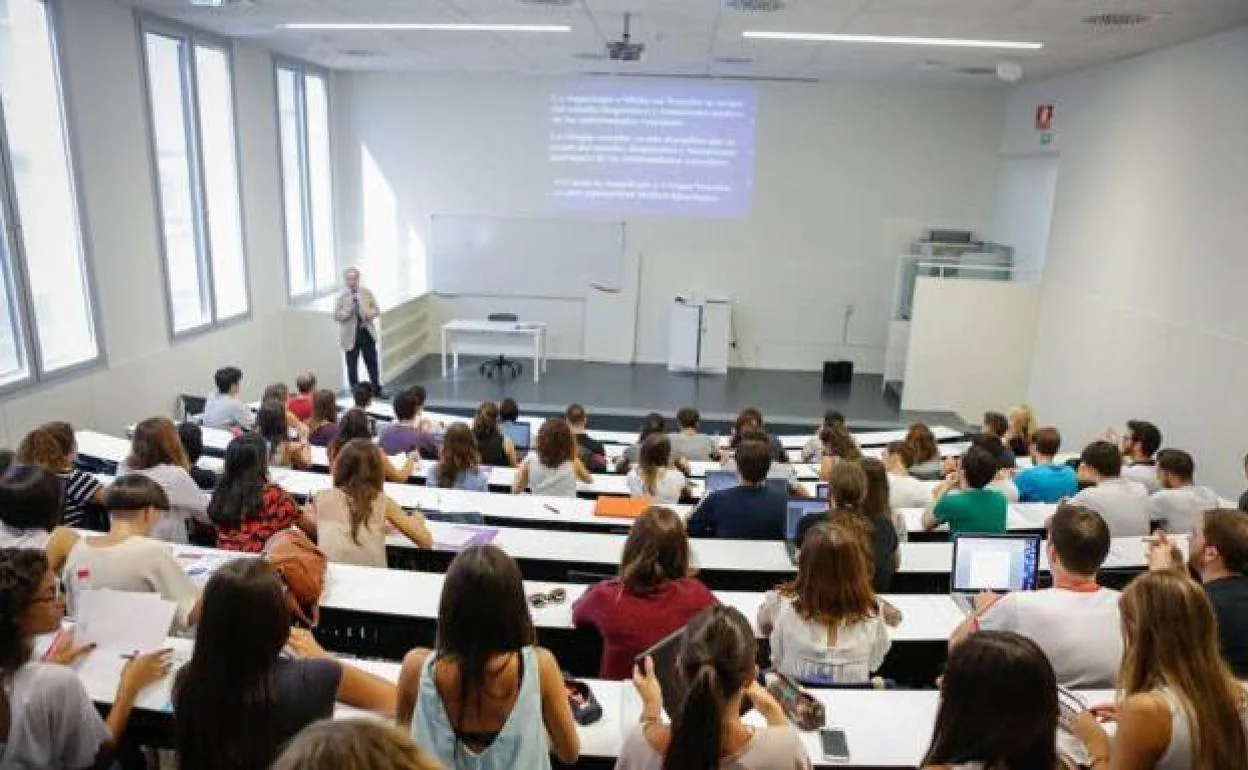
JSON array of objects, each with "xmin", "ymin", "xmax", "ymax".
[{"xmin": 388, "ymin": 355, "xmax": 962, "ymax": 434}]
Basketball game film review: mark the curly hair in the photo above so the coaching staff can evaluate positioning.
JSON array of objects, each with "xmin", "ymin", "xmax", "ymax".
[
  {"xmin": 536, "ymin": 418, "xmax": 575, "ymax": 469},
  {"xmin": 15, "ymin": 428, "xmax": 68, "ymax": 473},
  {"xmin": 437, "ymin": 423, "xmax": 481, "ymax": 489},
  {"xmin": 0, "ymin": 548, "xmax": 49, "ymax": 673}
]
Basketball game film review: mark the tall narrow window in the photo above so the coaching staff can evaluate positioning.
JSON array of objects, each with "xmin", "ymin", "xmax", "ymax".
[
  {"xmin": 142, "ymin": 21, "xmax": 248, "ymax": 337},
  {"xmin": 0, "ymin": 0, "xmax": 100, "ymax": 382},
  {"xmin": 277, "ymin": 62, "xmax": 337, "ymax": 299}
]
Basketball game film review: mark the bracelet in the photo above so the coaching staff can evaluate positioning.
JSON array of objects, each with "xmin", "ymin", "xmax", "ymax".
[{"xmin": 639, "ymin": 713, "xmax": 661, "ymax": 725}]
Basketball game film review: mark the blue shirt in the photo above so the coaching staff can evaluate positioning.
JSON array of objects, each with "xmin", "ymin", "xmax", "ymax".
[
  {"xmin": 1016, "ymin": 463, "xmax": 1079, "ymax": 504},
  {"xmin": 686, "ymin": 485, "xmax": 787, "ymax": 540}
]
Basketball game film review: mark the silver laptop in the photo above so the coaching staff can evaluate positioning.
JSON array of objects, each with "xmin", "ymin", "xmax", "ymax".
[{"xmin": 950, "ymin": 533, "xmax": 1042, "ymax": 615}]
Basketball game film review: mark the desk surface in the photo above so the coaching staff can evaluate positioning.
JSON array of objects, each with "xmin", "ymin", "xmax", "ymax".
[{"xmin": 443, "ymin": 319, "xmax": 547, "ymax": 332}]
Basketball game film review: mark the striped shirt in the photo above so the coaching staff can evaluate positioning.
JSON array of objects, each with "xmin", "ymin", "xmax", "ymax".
[{"xmin": 59, "ymin": 470, "xmax": 104, "ymax": 530}]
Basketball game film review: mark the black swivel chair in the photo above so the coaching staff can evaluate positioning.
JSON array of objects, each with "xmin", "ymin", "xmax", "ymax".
[{"xmin": 480, "ymin": 312, "xmax": 522, "ymax": 380}]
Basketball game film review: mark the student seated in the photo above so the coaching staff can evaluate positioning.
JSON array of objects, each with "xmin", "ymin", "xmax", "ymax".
[
  {"xmin": 801, "ymin": 409, "xmax": 846, "ymax": 462},
  {"xmin": 615, "ymin": 412, "xmax": 667, "ymax": 473},
  {"xmin": 272, "ymin": 720, "xmax": 441, "ymax": 770},
  {"xmin": 884, "ymin": 441, "xmax": 934, "ymax": 510},
  {"xmin": 352, "ymin": 381, "xmax": 375, "ymax": 410},
  {"xmin": 816, "ymin": 422, "xmax": 863, "ymax": 482},
  {"xmin": 307, "ymin": 389, "xmax": 341, "ymax": 447},
  {"xmin": 1148, "ymin": 509, "xmax": 1248, "ymax": 678},
  {"xmin": 966, "ymin": 434, "xmax": 1019, "ymax": 503},
  {"xmin": 668, "ymin": 406, "xmax": 720, "ymax": 463},
  {"xmin": 980, "ymin": 411, "xmax": 1017, "ymax": 468},
  {"xmin": 1004, "ymin": 404, "xmax": 1038, "ymax": 459},
  {"xmin": 1117, "ymin": 418, "xmax": 1163, "ymax": 493},
  {"xmin": 62, "ymin": 475, "xmax": 202, "ymax": 634},
  {"xmin": 905, "ymin": 423, "xmax": 945, "ymax": 480},
  {"xmin": 288, "ymin": 371, "xmax": 317, "ymax": 423},
  {"xmin": 499, "ymin": 397, "xmax": 522, "ymax": 432},
  {"xmin": 209, "ymin": 433, "xmax": 315, "ymax": 553},
  {"xmin": 434, "ymin": 423, "xmax": 489, "ymax": 492},
  {"xmin": 257, "ymin": 398, "xmax": 312, "ymax": 470},
  {"xmin": 0, "ymin": 548, "xmax": 170, "ymax": 770},
  {"xmin": 728, "ymin": 407, "xmax": 786, "ymax": 462},
  {"xmin": 15, "ymin": 424, "xmax": 106, "ymax": 529},
  {"xmin": 626, "ymin": 435, "xmax": 689, "ymax": 505},
  {"xmin": 202, "ymin": 365, "xmax": 253, "ymax": 430},
  {"xmin": 263, "ymin": 382, "xmax": 311, "ymax": 440},
  {"xmin": 512, "ymin": 418, "xmax": 591, "ymax": 498},
  {"xmin": 922, "ymin": 446, "xmax": 1007, "ymax": 537},
  {"xmin": 794, "ymin": 459, "xmax": 864, "ymax": 550},
  {"xmin": 1015, "ymin": 426, "xmax": 1078, "ymax": 503},
  {"xmin": 397, "ymin": 545, "xmax": 580, "ymax": 767},
  {"xmin": 0, "ymin": 465, "xmax": 78, "ymax": 573},
  {"xmin": 620, "ymin": 605, "xmax": 809, "ymax": 770},
  {"xmin": 311, "ymin": 439, "xmax": 432, "ymax": 566},
  {"xmin": 722, "ymin": 426, "xmax": 802, "ymax": 494},
  {"xmin": 118, "ymin": 417, "xmax": 210, "ymax": 544},
  {"xmin": 473, "ymin": 400, "xmax": 518, "ymax": 468},
  {"xmin": 1069, "ymin": 571, "xmax": 1248, "ymax": 769},
  {"xmin": 950, "ymin": 504, "xmax": 1122, "ymax": 688},
  {"xmin": 566, "ymin": 403, "xmax": 608, "ymax": 472},
  {"xmin": 379, "ymin": 386, "xmax": 439, "ymax": 459},
  {"xmin": 330, "ymin": 409, "xmax": 416, "ymax": 483},
  {"xmin": 174, "ymin": 559, "xmax": 397, "ymax": 770},
  {"xmin": 921, "ymin": 630, "xmax": 1081, "ymax": 770},
  {"xmin": 572, "ymin": 506, "xmax": 716, "ymax": 680},
  {"xmin": 177, "ymin": 421, "xmax": 218, "ymax": 491},
  {"xmin": 1148, "ymin": 448, "xmax": 1219, "ymax": 534},
  {"xmin": 820, "ymin": 458, "xmax": 905, "ymax": 589},
  {"xmin": 759, "ymin": 520, "xmax": 896, "ymax": 685},
  {"xmin": 687, "ymin": 439, "xmax": 787, "ymax": 540},
  {"xmin": 1071, "ymin": 440, "xmax": 1150, "ymax": 537}
]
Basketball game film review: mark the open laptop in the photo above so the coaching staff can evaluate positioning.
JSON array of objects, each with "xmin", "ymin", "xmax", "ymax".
[
  {"xmin": 785, "ymin": 499, "xmax": 830, "ymax": 564},
  {"xmin": 501, "ymin": 421, "xmax": 531, "ymax": 451},
  {"xmin": 950, "ymin": 533, "xmax": 1042, "ymax": 615},
  {"xmin": 703, "ymin": 469, "xmax": 737, "ymax": 495}
]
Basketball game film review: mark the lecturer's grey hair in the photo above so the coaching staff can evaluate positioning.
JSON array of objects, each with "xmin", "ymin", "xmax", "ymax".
[{"xmin": 343, "ymin": 266, "xmax": 360, "ymax": 278}]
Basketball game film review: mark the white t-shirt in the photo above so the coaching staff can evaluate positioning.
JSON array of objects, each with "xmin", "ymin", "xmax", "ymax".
[
  {"xmin": 989, "ymin": 478, "xmax": 1020, "ymax": 504},
  {"xmin": 0, "ymin": 662, "xmax": 110, "ymax": 770},
  {"xmin": 63, "ymin": 536, "xmax": 200, "ymax": 634},
  {"xmin": 115, "ymin": 462, "xmax": 210, "ymax": 544},
  {"xmin": 625, "ymin": 467, "xmax": 687, "ymax": 504},
  {"xmin": 978, "ymin": 586, "xmax": 1123, "ymax": 688},
  {"xmin": 522, "ymin": 454, "xmax": 578, "ymax": 498},
  {"xmin": 1149, "ymin": 485, "xmax": 1221, "ymax": 535},
  {"xmin": 760, "ymin": 592, "xmax": 890, "ymax": 684},
  {"xmin": 1072, "ymin": 477, "xmax": 1151, "ymax": 537},
  {"xmin": 1123, "ymin": 461, "xmax": 1161, "ymax": 494},
  {"xmin": 887, "ymin": 472, "xmax": 933, "ymax": 510}
]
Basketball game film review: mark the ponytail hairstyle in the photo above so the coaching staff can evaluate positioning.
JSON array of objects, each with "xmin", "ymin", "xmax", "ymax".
[
  {"xmin": 827, "ymin": 460, "xmax": 867, "ymax": 513},
  {"xmin": 638, "ymin": 434, "xmax": 673, "ymax": 497},
  {"xmin": 663, "ymin": 606, "xmax": 757, "ymax": 770}
]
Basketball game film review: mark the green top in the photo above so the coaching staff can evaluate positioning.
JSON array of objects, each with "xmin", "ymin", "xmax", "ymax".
[{"xmin": 933, "ymin": 488, "xmax": 1008, "ymax": 537}]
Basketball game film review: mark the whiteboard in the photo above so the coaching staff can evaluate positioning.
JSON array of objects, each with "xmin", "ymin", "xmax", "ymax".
[{"xmin": 431, "ymin": 215, "xmax": 625, "ymax": 299}]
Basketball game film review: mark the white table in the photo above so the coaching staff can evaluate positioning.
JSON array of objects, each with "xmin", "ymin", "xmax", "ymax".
[{"xmin": 441, "ymin": 319, "xmax": 548, "ymax": 383}]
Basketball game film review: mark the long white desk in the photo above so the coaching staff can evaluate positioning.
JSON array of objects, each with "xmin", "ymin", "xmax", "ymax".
[{"xmin": 442, "ymin": 319, "xmax": 547, "ymax": 383}]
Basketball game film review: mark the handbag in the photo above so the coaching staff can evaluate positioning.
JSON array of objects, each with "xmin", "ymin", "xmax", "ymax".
[{"xmin": 264, "ymin": 528, "xmax": 327, "ymax": 627}]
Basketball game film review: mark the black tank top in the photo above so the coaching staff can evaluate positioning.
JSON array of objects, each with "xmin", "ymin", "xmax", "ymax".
[{"xmin": 476, "ymin": 430, "xmax": 509, "ymax": 467}]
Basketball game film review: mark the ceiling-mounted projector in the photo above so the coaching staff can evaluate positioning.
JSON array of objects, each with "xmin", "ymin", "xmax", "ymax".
[{"xmin": 606, "ymin": 13, "xmax": 644, "ymax": 62}]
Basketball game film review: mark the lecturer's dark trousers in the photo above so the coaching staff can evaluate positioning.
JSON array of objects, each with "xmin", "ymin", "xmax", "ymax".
[{"xmin": 345, "ymin": 325, "xmax": 381, "ymax": 391}]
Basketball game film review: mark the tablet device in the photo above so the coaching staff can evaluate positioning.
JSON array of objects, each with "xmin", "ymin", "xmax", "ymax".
[
  {"xmin": 703, "ymin": 469, "xmax": 737, "ymax": 494},
  {"xmin": 951, "ymin": 534, "xmax": 1041, "ymax": 593}
]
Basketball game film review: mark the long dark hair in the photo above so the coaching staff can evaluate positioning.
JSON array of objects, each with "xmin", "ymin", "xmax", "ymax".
[
  {"xmin": 207, "ymin": 433, "xmax": 269, "ymax": 530},
  {"xmin": 922, "ymin": 631, "xmax": 1060, "ymax": 770},
  {"xmin": 664, "ymin": 606, "xmax": 756, "ymax": 770},
  {"xmin": 0, "ymin": 465, "xmax": 64, "ymax": 531},
  {"xmin": 128, "ymin": 417, "xmax": 190, "ymax": 470},
  {"xmin": 0, "ymin": 548, "xmax": 49, "ymax": 674},
  {"xmin": 859, "ymin": 457, "xmax": 892, "ymax": 524},
  {"xmin": 256, "ymin": 399, "xmax": 289, "ymax": 451},
  {"xmin": 329, "ymin": 409, "xmax": 373, "ymax": 464},
  {"xmin": 333, "ymin": 439, "xmax": 385, "ymax": 546},
  {"xmin": 436, "ymin": 546, "xmax": 536, "ymax": 755},
  {"xmin": 779, "ymin": 520, "xmax": 878, "ymax": 625},
  {"xmin": 472, "ymin": 401, "xmax": 501, "ymax": 441},
  {"xmin": 174, "ymin": 558, "xmax": 292, "ymax": 770},
  {"xmin": 309, "ymin": 389, "xmax": 339, "ymax": 433},
  {"xmin": 437, "ymin": 423, "xmax": 480, "ymax": 489},
  {"xmin": 619, "ymin": 507, "xmax": 691, "ymax": 595}
]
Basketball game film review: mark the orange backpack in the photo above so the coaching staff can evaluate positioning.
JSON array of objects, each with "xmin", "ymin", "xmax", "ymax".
[{"xmin": 263, "ymin": 528, "xmax": 327, "ymax": 627}]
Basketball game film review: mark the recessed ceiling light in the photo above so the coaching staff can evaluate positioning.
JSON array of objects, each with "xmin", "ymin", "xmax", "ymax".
[
  {"xmin": 281, "ymin": 22, "xmax": 572, "ymax": 33},
  {"xmin": 742, "ymin": 31, "xmax": 1043, "ymax": 50}
]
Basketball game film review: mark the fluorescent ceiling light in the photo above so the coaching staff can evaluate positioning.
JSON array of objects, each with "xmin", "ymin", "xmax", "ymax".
[
  {"xmin": 742, "ymin": 31, "xmax": 1043, "ymax": 50},
  {"xmin": 282, "ymin": 22, "xmax": 571, "ymax": 33}
]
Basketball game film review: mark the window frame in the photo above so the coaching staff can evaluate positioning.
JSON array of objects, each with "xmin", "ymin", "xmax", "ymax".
[
  {"xmin": 273, "ymin": 55, "xmax": 339, "ymax": 303},
  {"xmin": 0, "ymin": 0, "xmax": 107, "ymax": 397},
  {"xmin": 137, "ymin": 13, "xmax": 252, "ymax": 342}
]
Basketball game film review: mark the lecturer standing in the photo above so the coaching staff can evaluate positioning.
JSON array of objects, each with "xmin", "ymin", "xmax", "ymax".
[{"xmin": 334, "ymin": 266, "xmax": 383, "ymax": 397}]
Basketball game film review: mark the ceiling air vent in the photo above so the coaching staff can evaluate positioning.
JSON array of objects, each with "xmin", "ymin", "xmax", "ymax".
[
  {"xmin": 725, "ymin": 0, "xmax": 786, "ymax": 12},
  {"xmin": 1081, "ymin": 12, "xmax": 1162, "ymax": 29}
]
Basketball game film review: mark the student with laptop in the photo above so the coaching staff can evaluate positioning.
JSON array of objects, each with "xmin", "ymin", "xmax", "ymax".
[
  {"xmin": 950, "ymin": 504, "xmax": 1123, "ymax": 688},
  {"xmin": 1071, "ymin": 440, "xmax": 1150, "ymax": 537},
  {"xmin": 758, "ymin": 520, "xmax": 896, "ymax": 685},
  {"xmin": 668, "ymin": 406, "xmax": 721, "ymax": 462},
  {"xmin": 566, "ymin": 403, "xmax": 608, "ymax": 472},
  {"xmin": 687, "ymin": 439, "xmax": 788, "ymax": 540},
  {"xmin": 921, "ymin": 446, "xmax": 1008, "ymax": 537},
  {"xmin": 1148, "ymin": 448, "xmax": 1219, "ymax": 533},
  {"xmin": 512, "ymin": 418, "xmax": 592, "ymax": 498},
  {"xmin": 1117, "ymin": 419, "xmax": 1163, "ymax": 493},
  {"xmin": 1014, "ymin": 426, "xmax": 1078, "ymax": 503},
  {"xmin": 884, "ymin": 441, "xmax": 935, "ymax": 510},
  {"xmin": 472, "ymin": 400, "xmax": 518, "ymax": 467},
  {"xmin": 615, "ymin": 412, "xmax": 668, "ymax": 473}
]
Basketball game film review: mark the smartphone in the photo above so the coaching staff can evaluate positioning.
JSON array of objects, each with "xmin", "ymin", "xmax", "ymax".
[
  {"xmin": 819, "ymin": 728, "xmax": 850, "ymax": 763},
  {"xmin": 1057, "ymin": 685, "xmax": 1086, "ymax": 731}
]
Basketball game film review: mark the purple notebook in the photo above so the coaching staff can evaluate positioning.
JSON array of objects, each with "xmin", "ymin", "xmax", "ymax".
[{"xmin": 434, "ymin": 525, "xmax": 499, "ymax": 551}]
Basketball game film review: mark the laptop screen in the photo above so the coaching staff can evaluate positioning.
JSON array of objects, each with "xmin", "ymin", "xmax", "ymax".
[
  {"xmin": 704, "ymin": 469, "xmax": 737, "ymax": 494},
  {"xmin": 951, "ymin": 534, "xmax": 1042, "ymax": 593},
  {"xmin": 815, "ymin": 482, "xmax": 829, "ymax": 500},
  {"xmin": 501, "ymin": 422, "xmax": 530, "ymax": 451},
  {"xmin": 786, "ymin": 500, "xmax": 829, "ymax": 543}
]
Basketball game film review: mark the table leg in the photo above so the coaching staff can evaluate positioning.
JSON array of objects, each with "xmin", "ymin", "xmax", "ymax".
[
  {"xmin": 533, "ymin": 332, "xmax": 540, "ymax": 383},
  {"xmin": 441, "ymin": 329, "xmax": 447, "ymax": 378}
]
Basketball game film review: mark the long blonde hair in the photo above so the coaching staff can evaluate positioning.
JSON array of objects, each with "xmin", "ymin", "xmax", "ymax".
[
  {"xmin": 1007, "ymin": 404, "xmax": 1037, "ymax": 442},
  {"xmin": 1119, "ymin": 572, "xmax": 1248, "ymax": 769}
]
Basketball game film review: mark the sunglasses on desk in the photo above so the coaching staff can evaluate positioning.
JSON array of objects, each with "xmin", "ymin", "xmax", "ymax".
[{"xmin": 528, "ymin": 587, "xmax": 567, "ymax": 608}]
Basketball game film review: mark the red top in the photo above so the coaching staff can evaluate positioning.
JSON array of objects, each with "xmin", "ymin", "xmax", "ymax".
[
  {"xmin": 287, "ymin": 394, "xmax": 313, "ymax": 422},
  {"xmin": 217, "ymin": 484, "xmax": 301, "ymax": 553},
  {"xmin": 571, "ymin": 577, "xmax": 717, "ymax": 680}
]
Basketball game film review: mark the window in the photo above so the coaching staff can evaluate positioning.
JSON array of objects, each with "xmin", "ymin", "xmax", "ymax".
[
  {"xmin": 141, "ymin": 21, "xmax": 248, "ymax": 336},
  {"xmin": 0, "ymin": 0, "xmax": 101, "ymax": 387},
  {"xmin": 277, "ymin": 62, "xmax": 337, "ymax": 299}
]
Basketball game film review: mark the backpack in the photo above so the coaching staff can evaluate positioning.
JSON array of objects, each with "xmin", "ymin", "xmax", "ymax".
[{"xmin": 263, "ymin": 528, "xmax": 327, "ymax": 627}]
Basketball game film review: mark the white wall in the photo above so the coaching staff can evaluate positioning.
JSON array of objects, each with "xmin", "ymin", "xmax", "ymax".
[
  {"xmin": 1010, "ymin": 26, "xmax": 1248, "ymax": 495},
  {"xmin": 333, "ymin": 73, "xmax": 1004, "ymax": 372},
  {"xmin": 0, "ymin": 0, "xmax": 298, "ymax": 445}
]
